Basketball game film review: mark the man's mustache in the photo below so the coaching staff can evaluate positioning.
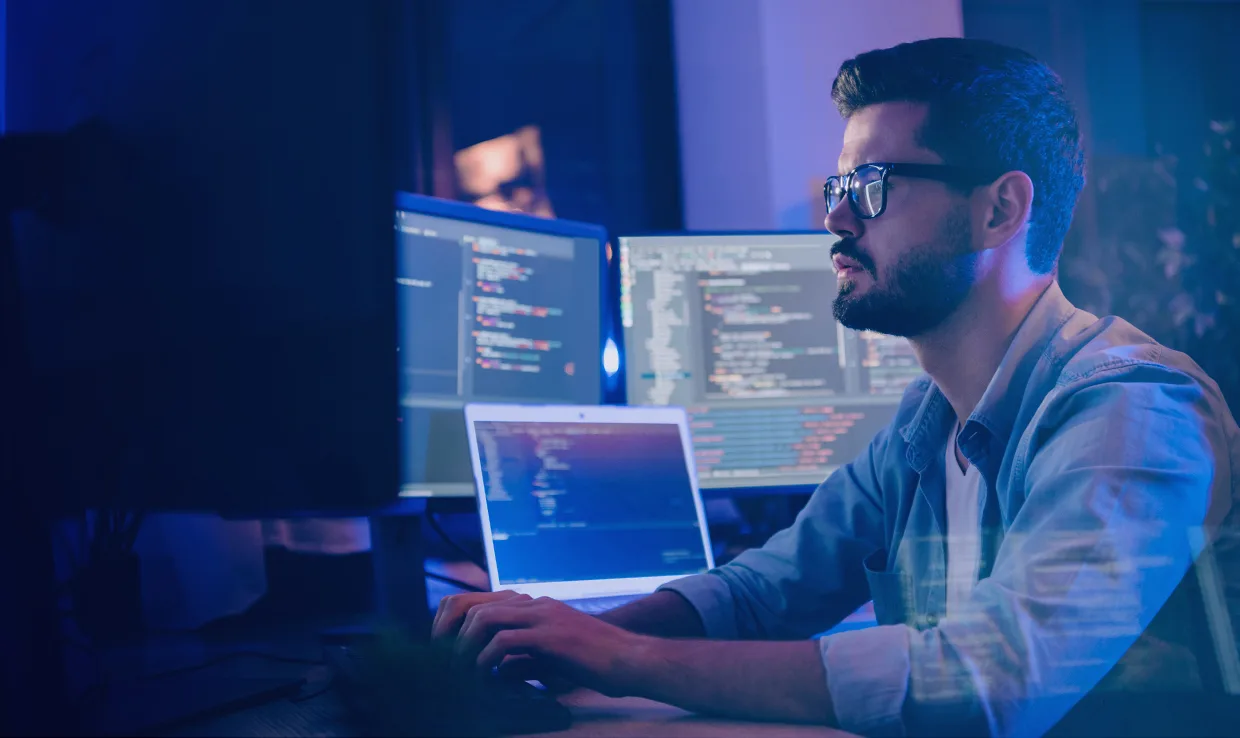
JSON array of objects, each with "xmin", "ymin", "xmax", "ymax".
[{"xmin": 830, "ymin": 239, "xmax": 875, "ymax": 274}]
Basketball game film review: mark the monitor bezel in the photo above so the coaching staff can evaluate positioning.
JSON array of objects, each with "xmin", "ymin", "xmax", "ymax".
[{"xmin": 396, "ymin": 191, "xmax": 612, "ymax": 246}]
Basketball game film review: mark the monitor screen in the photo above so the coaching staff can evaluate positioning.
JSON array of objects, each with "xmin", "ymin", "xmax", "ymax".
[
  {"xmin": 619, "ymin": 232, "xmax": 921, "ymax": 491},
  {"xmin": 471, "ymin": 419, "xmax": 711, "ymax": 589},
  {"xmin": 396, "ymin": 193, "xmax": 608, "ymax": 497},
  {"xmin": 8, "ymin": 0, "xmax": 406, "ymax": 515}
]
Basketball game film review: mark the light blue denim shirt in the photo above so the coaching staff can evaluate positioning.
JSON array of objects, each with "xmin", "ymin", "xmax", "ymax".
[{"xmin": 661, "ymin": 281, "xmax": 1240, "ymax": 736}]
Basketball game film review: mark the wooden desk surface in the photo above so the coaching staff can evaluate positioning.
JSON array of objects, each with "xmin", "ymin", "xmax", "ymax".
[
  {"xmin": 539, "ymin": 689, "xmax": 857, "ymax": 738},
  {"xmin": 174, "ymin": 681, "xmax": 857, "ymax": 738}
]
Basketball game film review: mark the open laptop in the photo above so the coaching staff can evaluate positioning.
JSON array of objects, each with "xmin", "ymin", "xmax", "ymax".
[{"xmin": 464, "ymin": 403, "xmax": 716, "ymax": 614}]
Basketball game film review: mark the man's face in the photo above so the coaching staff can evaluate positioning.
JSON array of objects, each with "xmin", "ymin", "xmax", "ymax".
[{"xmin": 825, "ymin": 102, "xmax": 979, "ymax": 338}]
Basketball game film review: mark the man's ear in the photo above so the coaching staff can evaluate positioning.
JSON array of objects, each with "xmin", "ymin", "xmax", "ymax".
[{"xmin": 979, "ymin": 171, "xmax": 1034, "ymax": 250}]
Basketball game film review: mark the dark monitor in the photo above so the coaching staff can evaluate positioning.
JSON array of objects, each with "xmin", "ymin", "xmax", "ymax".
[
  {"xmin": 6, "ymin": 0, "xmax": 410, "ymax": 516},
  {"xmin": 395, "ymin": 194, "xmax": 609, "ymax": 499},
  {"xmin": 618, "ymin": 232, "xmax": 921, "ymax": 492}
]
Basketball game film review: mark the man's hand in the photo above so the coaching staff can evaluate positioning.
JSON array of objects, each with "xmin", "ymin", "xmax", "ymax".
[
  {"xmin": 453, "ymin": 595, "xmax": 647, "ymax": 698},
  {"xmin": 432, "ymin": 590, "xmax": 530, "ymax": 641},
  {"xmin": 434, "ymin": 593, "xmax": 835, "ymax": 724},
  {"xmin": 433, "ymin": 591, "xmax": 575, "ymax": 690}
]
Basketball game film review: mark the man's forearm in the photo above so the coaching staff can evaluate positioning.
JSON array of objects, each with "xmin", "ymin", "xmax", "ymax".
[
  {"xmin": 598, "ymin": 590, "xmax": 706, "ymax": 638},
  {"xmin": 618, "ymin": 637, "xmax": 835, "ymax": 725}
]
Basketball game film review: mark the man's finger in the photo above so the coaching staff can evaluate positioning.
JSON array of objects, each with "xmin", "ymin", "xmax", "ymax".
[
  {"xmin": 477, "ymin": 628, "xmax": 540, "ymax": 672},
  {"xmin": 456, "ymin": 595, "xmax": 531, "ymax": 645},
  {"xmin": 431, "ymin": 596, "xmax": 459, "ymax": 638},
  {"xmin": 432, "ymin": 593, "xmax": 480, "ymax": 639},
  {"xmin": 432, "ymin": 591, "xmax": 523, "ymax": 639},
  {"xmin": 456, "ymin": 600, "xmax": 540, "ymax": 664},
  {"xmin": 431, "ymin": 591, "xmax": 524, "ymax": 639}
]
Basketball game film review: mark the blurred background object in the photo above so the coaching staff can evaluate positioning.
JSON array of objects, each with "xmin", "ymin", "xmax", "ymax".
[
  {"xmin": 455, "ymin": 125, "xmax": 556, "ymax": 217},
  {"xmin": 1061, "ymin": 121, "xmax": 1240, "ymax": 411}
]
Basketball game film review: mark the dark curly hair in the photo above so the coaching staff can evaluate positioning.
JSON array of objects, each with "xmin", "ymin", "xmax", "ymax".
[{"xmin": 831, "ymin": 37, "xmax": 1086, "ymax": 275}]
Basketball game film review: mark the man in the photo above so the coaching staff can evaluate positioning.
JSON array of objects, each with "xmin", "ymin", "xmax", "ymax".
[{"xmin": 434, "ymin": 38, "xmax": 1240, "ymax": 736}]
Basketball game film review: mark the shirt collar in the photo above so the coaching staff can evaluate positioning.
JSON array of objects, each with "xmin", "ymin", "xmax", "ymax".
[{"xmin": 899, "ymin": 281, "xmax": 1080, "ymax": 465}]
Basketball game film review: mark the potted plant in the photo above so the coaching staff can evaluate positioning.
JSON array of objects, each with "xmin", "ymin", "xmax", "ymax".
[{"xmin": 1062, "ymin": 120, "xmax": 1239, "ymax": 413}]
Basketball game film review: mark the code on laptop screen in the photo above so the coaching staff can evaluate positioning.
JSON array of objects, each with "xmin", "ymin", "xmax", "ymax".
[{"xmin": 472, "ymin": 421, "xmax": 710, "ymax": 585}]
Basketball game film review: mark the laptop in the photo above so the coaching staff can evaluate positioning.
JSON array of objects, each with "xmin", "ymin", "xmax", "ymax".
[{"xmin": 464, "ymin": 403, "xmax": 716, "ymax": 613}]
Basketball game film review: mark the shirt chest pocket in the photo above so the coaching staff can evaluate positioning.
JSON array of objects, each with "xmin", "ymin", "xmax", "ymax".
[{"xmin": 863, "ymin": 548, "xmax": 921, "ymax": 627}]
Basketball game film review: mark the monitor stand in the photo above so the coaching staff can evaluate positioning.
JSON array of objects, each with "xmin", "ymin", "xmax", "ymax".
[
  {"xmin": 369, "ymin": 506, "xmax": 433, "ymax": 636},
  {"xmin": 2, "ymin": 131, "xmax": 77, "ymax": 737},
  {"xmin": 1, "ymin": 507, "xmax": 74, "ymax": 736}
]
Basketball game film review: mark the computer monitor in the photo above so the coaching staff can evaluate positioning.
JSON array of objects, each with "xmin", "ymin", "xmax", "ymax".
[
  {"xmin": 395, "ymin": 193, "xmax": 610, "ymax": 499},
  {"xmin": 619, "ymin": 232, "xmax": 921, "ymax": 492},
  {"xmin": 7, "ymin": 0, "xmax": 411, "ymax": 517}
]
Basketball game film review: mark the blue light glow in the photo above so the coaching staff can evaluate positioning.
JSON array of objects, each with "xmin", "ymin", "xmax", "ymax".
[{"xmin": 603, "ymin": 338, "xmax": 620, "ymax": 376}]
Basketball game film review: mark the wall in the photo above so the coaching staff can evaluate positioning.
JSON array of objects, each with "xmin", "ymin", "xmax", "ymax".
[
  {"xmin": 672, "ymin": 0, "xmax": 964, "ymax": 230},
  {"xmin": 961, "ymin": 0, "xmax": 1152, "ymax": 161},
  {"xmin": 441, "ymin": 0, "xmax": 683, "ymax": 235}
]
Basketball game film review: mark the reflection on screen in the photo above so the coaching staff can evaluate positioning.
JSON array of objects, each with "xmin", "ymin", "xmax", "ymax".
[
  {"xmin": 397, "ymin": 208, "xmax": 602, "ymax": 497},
  {"xmin": 473, "ymin": 421, "xmax": 709, "ymax": 585},
  {"xmin": 620, "ymin": 233, "xmax": 918, "ymax": 489}
]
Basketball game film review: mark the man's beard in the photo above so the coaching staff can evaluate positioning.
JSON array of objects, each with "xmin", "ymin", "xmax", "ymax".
[{"xmin": 831, "ymin": 208, "xmax": 977, "ymax": 338}]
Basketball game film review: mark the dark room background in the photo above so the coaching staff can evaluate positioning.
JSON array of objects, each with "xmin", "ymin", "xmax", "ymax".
[
  {"xmin": 409, "ymin": 0, "xmax": 683, "ymax": 236},
  {"xmin": 965, "ymin": 0, "xmax": 1240, "ymax": 412}
]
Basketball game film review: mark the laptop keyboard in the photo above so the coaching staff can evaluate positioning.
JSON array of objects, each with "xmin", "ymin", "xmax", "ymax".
[{"xmin": 566, "ymin": 595, "xmax": 638, "ymax": 614}]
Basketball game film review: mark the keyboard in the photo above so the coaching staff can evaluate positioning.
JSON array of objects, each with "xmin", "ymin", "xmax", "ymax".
[
  {"xmin": 323, "ymin": 635, "xmax": 572, "ymax": 736},
  {"xmin": 565, "ymin": 594, "xmax": 638, "ymax": 614}
]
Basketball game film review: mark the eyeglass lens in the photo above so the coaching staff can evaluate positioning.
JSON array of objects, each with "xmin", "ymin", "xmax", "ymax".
[{"xmin": 826, "ymin": 165, "xmax": 886, "ymax": 218}]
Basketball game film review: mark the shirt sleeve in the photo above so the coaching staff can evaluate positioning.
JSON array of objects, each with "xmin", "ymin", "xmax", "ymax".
[
  {"xmin": 659, "ymin": 426, "xmax": 891, "ymax": 641},
  {"xmin": 819, "ymin": 371, "xmax": 1227, "ymax": 737}
]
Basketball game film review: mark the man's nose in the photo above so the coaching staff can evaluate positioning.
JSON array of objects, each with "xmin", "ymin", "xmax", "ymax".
[{"xmin": 824, "ymin": 197, "xmax": 860, "ymax": 239}]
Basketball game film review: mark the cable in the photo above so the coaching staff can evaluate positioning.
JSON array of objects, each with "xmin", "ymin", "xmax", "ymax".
[
  {"xmin": 426, "ymin": 512, "xmax": 488, "ymax": 571},
  {"xmin": 425, "ymin": 571, "xmax": 485, "ymax": 592},
  {"xmin": 424, "ymin": 512, "xmax": 488, "ymax": 592}
]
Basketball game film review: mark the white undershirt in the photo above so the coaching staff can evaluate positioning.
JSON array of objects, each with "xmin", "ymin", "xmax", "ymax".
[{"xmin": 945, "ymin": 426, "xmax": 983, "ymax": 616}]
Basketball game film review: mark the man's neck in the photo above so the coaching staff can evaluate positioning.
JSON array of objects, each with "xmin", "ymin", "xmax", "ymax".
[{"xmin": 909, "ymin": 277, "xmax": 1054, "ymax": 426}]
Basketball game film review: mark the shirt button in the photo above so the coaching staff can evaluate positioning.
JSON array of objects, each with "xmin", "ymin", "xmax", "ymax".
[{"xmin": 924, "ymin": 615, "xmax": 938, "ymax": 627}]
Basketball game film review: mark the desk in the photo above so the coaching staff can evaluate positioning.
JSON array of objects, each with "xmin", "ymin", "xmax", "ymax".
[
  {"xmin": 538, "ymin": 690, "xmax": 857, "ymax": 738},
  {"xmin": 110, "ymin": 584, "xmax": 858, "ymax": 738},
  {"xmin": 174, "ymin": 684, "xmax": 858, "ymax": 738}
]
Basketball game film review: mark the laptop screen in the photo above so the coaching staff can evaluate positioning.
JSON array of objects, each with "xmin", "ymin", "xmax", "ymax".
[{"xmin": 471, "ymin": 420, "xmax": 712, "ymax": 588}]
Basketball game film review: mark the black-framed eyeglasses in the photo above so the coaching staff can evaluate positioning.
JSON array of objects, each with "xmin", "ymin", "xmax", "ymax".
[{"xmin": 824, "ymin": 162, "xmax": 1001, "ymax": 220}]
